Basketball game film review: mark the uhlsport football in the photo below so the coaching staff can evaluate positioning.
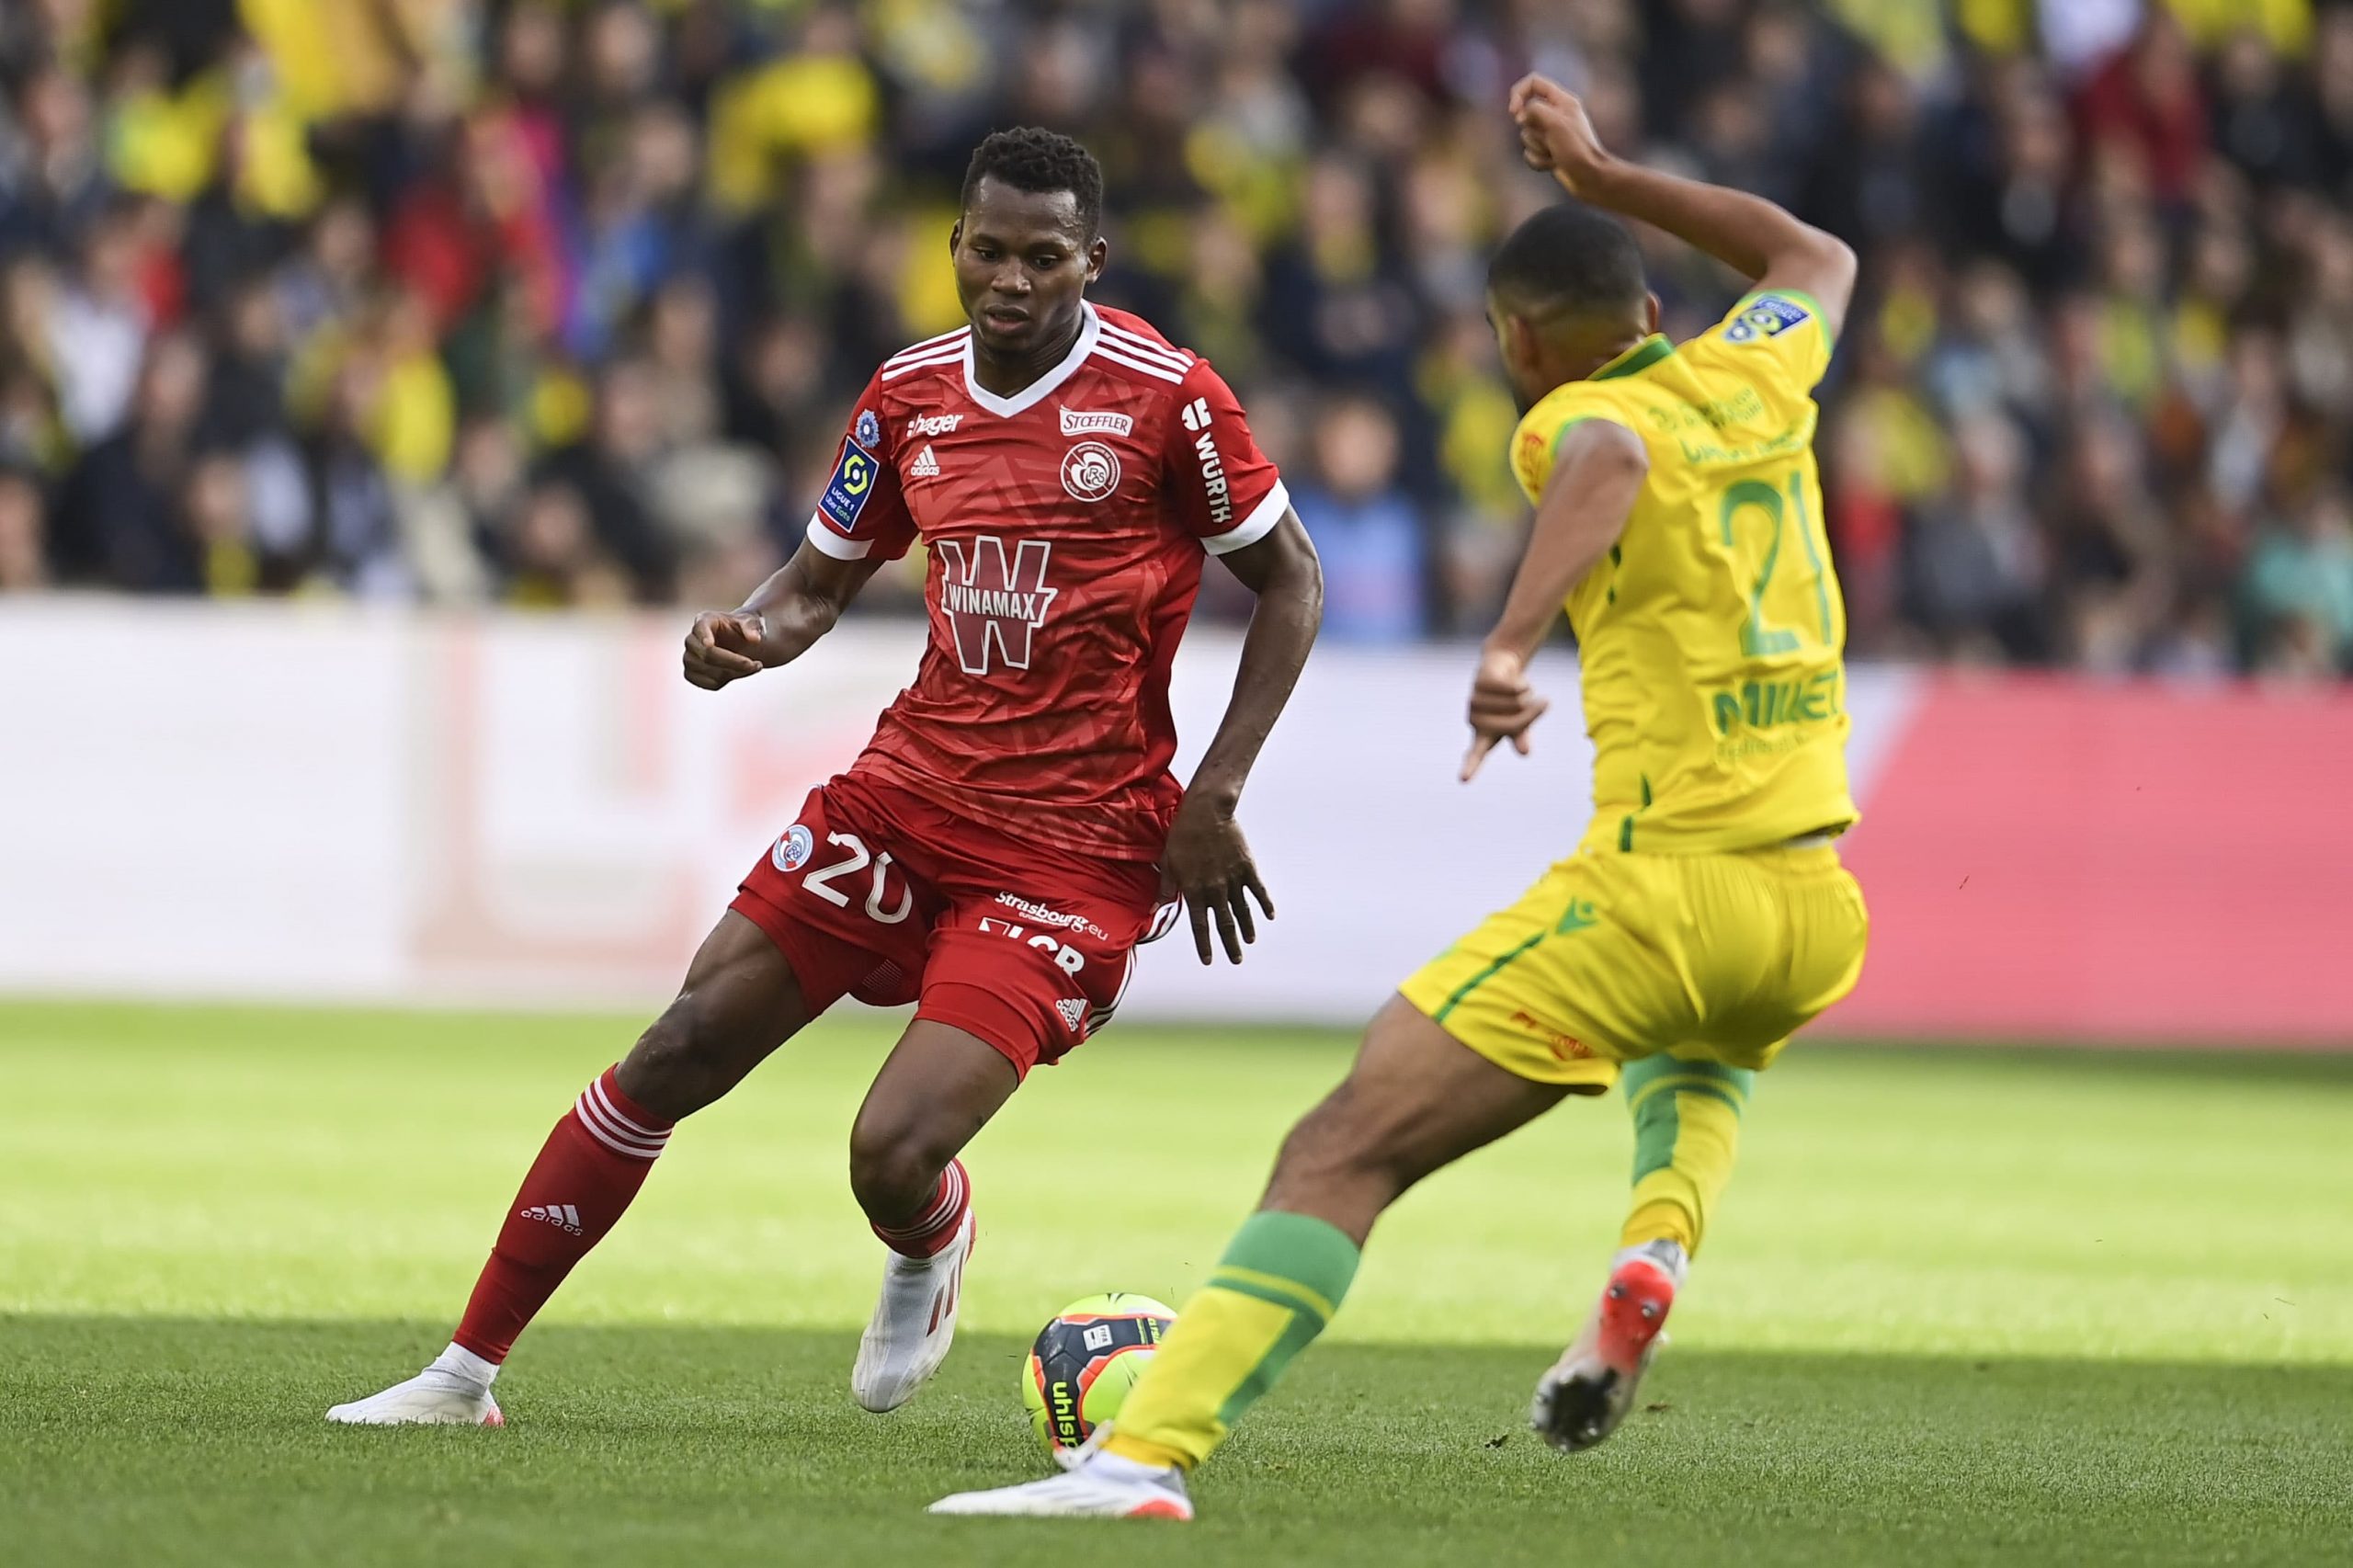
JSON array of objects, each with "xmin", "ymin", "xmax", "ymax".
[{"xmin": 1020, "ymin": 1291, "xmax": 1177, "ymax": 1453}]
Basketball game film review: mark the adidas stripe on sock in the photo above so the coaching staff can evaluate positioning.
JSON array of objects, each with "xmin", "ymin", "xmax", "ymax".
[
  {"xmin": 872, "ymin": 1158, "xmax": 970, "ymax": 1258},
  {"xmin": 450, "ymin": 1065, "xmax": 675, "ymax": 1362}
]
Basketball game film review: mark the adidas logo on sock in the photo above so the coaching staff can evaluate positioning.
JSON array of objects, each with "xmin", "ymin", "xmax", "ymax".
[
  {"xmin": 910, "ymin": 444, "xmax": 940, "ymax": 477},
  {"xmin": 520, "ymin": 1203, "xmax": 585, "ymax": 1235},
  {"xmin": 1054, "ymin": 996, "xmax": 1089, "ymax": 1036}
]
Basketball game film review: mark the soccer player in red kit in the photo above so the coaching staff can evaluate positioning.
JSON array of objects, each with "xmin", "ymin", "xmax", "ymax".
[{"xmin": 328, "ymin": 129, "xmax": 1324, "ymax": 1426}]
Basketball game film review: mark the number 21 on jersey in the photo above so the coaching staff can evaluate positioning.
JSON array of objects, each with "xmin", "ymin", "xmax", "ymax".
[{"xmin": 1715, "ymin": 468, "xmax": 1836, "ymax": 659}]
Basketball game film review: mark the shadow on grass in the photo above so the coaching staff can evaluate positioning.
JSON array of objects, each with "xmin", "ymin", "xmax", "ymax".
[{"xmin": 5, "ymin": 1315, "xmax": 2349, "ymax": 1568}]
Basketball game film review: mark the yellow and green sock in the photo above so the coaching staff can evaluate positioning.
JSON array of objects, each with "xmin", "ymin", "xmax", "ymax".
[
  {"xmin": 1103, "ymin": 1062, "xmax": 1747, "ymax": 1472},
  {"xmin": 1104, "ymin": 1210, "xmax": 1359, "ymax": 1471},
  {"xmin": 1619, "ymin": 1052, "xmax": 1751, "ymax": 1255}
]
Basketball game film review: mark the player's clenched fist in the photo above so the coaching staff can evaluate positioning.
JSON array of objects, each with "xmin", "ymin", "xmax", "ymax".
[
  {"xmin": 1162, "ymin": 793, "xmax": 1276, "ymax": 966},
  {"xmin": 1461, "ymin": 644, "xmax": 1551, "ymax": 781},
  {"xmin": 682, "ymin": 609, "xmax": 768, "ymax": 690},
  {"xmin": 1508, "ymin": 73, "xmax": 1613, "ymax": 196}
]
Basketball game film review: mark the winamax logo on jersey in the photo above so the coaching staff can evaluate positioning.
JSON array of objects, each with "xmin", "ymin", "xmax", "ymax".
[{"xmin": 934, "ymin": 536, "xmax": 1057, "ymax": 675}]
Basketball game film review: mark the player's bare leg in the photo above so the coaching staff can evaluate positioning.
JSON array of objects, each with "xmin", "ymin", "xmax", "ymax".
[
  {"xmin": 932, "ymin": 996, "xmax": 1566, "ymax": 1516},
  {"xmin": 844, "ymin": 1019, "xmax": 1017, "ymax": 1411},
  {"xmin": 328, "ymin": 913, "xmax": 814, "ymax": 1426},
  {"xmin": 1250, "ymin": 995, "xmax": 1572, "ymax": 1244}
]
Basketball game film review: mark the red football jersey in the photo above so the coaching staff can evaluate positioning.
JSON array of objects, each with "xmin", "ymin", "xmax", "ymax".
[{"xmin": 804, "ymin": 303, "xmax": 1290, "ymax": 861}]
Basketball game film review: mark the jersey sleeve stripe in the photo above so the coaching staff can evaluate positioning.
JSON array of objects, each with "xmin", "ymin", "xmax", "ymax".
[
  {"xmin": 884, "ymin": 326, "xmax": 972, "ymax": 365},
  {"xmin": 1089, "ymin": 344, "xmax": 1188, "ymax": 384},
  {"xmin": 1096, "ymin": 322, "xmax": 1195, "ymax": 369},
  {"xmin": 1201, "ymin": 478, "xmax": 1289, "ymax": 555},
  {"xmin": 1097, "ymin": 318, "xmax": 1189, "ymax": 352},
  {"xmin": 1547, "ymin": 416, "xmax": 1593, "ymax": 465},
  {"xmin": 881, "ymin": 346, "xmax": 968, "ymax": 380},
  {"xmin": 804, "ymin": 514, "xmax": 873, "ymax": 559}
]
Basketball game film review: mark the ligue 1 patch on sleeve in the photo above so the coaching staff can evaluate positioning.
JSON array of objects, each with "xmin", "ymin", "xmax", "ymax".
[
  {"xmin": 819, "ymin": 437, "xmax": 881, "ymax": 531},
  {"xmin": 1724, "ymin": 294, "xmax": 1811, "ymax": 344}
]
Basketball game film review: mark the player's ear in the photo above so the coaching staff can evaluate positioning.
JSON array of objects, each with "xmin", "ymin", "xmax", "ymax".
[
  {"xmin": 1086, "ymin": 234, "xmax": 1108, "ymax": 283},
  {"xmin": 949, "ymin": 218, "xmax": 963, "ymax": 256},
  {"xmin": 1501, "ymin": 312, "xmax": 1533, "ymax": 372},
  {"xmin": 1644, "ymin": 292, "xmax": 1662, "ymax": 334}
]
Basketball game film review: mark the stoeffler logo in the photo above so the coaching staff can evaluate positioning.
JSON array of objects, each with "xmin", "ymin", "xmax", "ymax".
[
  {"xmin": 1060, "ymin": 407, "xmax": 1133, "ymax": 437},
  {"xmin": 1180, "ymin": 398, "xmax": 1232, "ymax": 529}
]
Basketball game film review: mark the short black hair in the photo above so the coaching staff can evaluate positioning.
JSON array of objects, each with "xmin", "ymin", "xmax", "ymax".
[
  {"xmin": 961, "ymin": 127, "xmax": 1104, "ymax": 241},
  {"xmin": 1487, "ymin": 201, "xmax": 1647, "ymax": 321}
]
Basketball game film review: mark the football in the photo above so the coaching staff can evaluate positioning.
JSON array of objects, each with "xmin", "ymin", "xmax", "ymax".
[{"xmin": 1020, "ymin": 1291, "xmax": 1178, "ymax": 1453}]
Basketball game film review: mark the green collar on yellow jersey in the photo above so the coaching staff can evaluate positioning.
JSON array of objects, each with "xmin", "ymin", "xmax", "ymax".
[{"xmin": 1590, "ymin": 334, "xmax": 1674, "ymax": 381}]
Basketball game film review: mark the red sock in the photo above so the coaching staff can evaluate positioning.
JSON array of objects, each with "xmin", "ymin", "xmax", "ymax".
[
  {"xmin": 452, "ymin": 1066, "xmax": 674, "ymax": 1362},
  {"xmin": 871, "ymin": 1158, "xmax": 971, "ymax": 1258}
]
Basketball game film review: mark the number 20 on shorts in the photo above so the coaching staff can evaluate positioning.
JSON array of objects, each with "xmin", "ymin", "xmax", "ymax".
[{"xmin": 797, "ymin": 832, "xmax": 915, "ymax": 924}]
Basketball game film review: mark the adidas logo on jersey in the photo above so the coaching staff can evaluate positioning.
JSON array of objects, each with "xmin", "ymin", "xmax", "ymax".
[
  {"xmin": 520, "ymin": 1203, "xmax": 584, "ymax": 1235},
  {"xmin": 910, "ymin": 444, "xmax": 940, "ymax": 478},
  {"xmin": 1055, "ymin": 997, "xmax": 1089, "ymax": 1036}
]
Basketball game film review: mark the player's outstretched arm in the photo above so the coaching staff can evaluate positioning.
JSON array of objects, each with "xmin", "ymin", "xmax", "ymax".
[
  {"xmin": 681, "ymin": 540, "xmax": 886, "ymax": 690},
  {"xmin": 1508, "ymin": 74, "xmax": 1857, "ymax": 338},
  {"xmin": 1462, "ymin": 420, "xmax": 1648, "ymax": 780},
  {"xmin": 1165, "ymin": 509, "xmax": 1323, "ymax": 965}
]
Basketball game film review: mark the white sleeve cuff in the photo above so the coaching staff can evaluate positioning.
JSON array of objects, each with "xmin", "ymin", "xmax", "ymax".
[
  {"xmin": 1202, "ymin": 478, "xmax": 1290, "ymax": 556},
  {"xmin": 804, "ymin": 514, "xmax": 872, "ymax": 561}
]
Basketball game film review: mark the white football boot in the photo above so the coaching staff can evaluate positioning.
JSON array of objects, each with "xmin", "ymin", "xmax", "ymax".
[
  {"xmin": 851, "ymin": 1206, "xmax": 975, "ymax": 1413},
  {"xmin": 1529, "ymin": 1238, "xmax": 1685, "ymax": 1453},
  {"xmin": 326, "ymin": 1354, "xmax": 504, "ymax": 1427},
  {"xmin": 929, "ymin": 1429, "xmax": 1194, "ymax": 1519}
]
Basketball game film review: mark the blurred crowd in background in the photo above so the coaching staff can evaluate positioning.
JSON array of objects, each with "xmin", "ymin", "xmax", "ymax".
[{"xmin": 2, "ymin": 0, "xmax": 2351, "ymax": 677}]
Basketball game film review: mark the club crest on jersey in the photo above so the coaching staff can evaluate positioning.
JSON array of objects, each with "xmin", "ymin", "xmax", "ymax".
[
  {"xmin": 1062, "ymin": 440, "xmax": 1121, "ymax": 503},
  {"xmin": 773, "ymin": 824, "xmax": 814, "ymax": 873},
  {"xmin": 935, "ymin": 536, "xmax": 1058, "ymax": 675},
  {"xmin": 1060, "ymin": 407, "xmax": 1133, "ymax": 437},
  {"xmin": 855, "ymin": 408, "xmax": 881, "ymax": 447},
  {"xmin": 1724, "ymin": 294, "xmax": 1810, "ymax": 344},
  {"xmin": 819, "ymin": 437, "xmax": 879, "ymax": 531}
]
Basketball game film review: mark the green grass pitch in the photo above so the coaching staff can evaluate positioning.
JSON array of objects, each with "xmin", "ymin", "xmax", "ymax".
[{"xmin": 5, "ymin": 1001, "xmax": 2351, "ymax": 1567}]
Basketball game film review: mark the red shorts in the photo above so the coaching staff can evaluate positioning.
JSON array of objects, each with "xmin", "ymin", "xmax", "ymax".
[{"xmin": 731, "ymin": 773, "xmax": 1176, "ymax": 1077}]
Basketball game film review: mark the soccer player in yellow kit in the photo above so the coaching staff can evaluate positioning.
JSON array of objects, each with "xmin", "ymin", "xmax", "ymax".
[{"xmin": 933, "ymin": 74, "xmax": 1870, "ymax": 1520}]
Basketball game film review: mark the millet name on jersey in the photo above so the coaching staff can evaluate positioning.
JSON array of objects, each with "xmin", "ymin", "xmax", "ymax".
[{"xmin": 1711, "ymin": 670, "xmax": 1842, "ymax": 734}]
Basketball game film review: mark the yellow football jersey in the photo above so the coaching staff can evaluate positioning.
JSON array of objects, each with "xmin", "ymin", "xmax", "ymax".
[{"xmin": 1507, "ymin": 290, "xmax": 1857, "ymax": 856}]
